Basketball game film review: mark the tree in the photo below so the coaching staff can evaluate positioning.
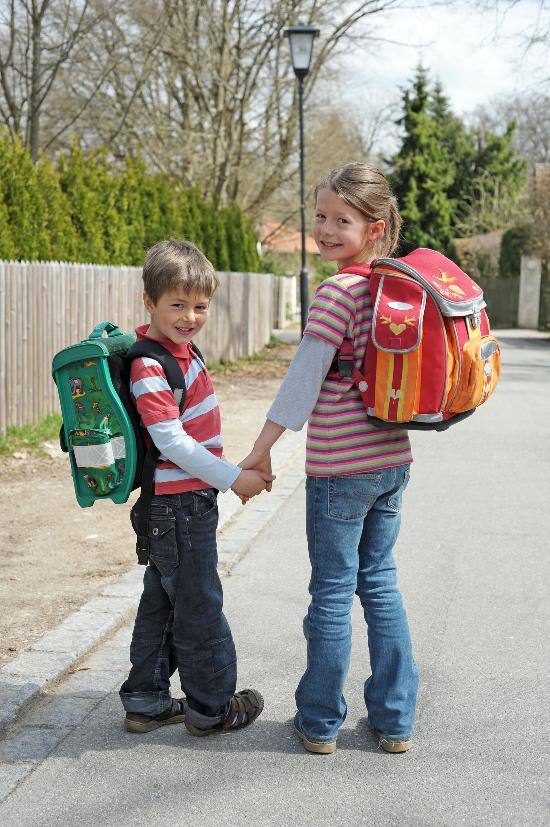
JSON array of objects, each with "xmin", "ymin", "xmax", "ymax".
[
  {"xmin": 0, "ymin": 1, "xmax": 108, "ymax": 161},
  {"xmin": 28, "ymin": 0, "xmax": 423, "ymax": 219},
  {"xmin": 469, "ymin": 92, "xmax": 550, "ymax": 165},
  {"xmin": 35, "ymin": 154, "xmax": 78, "ymax": 260},
  {"xmin": 0, "ymin": 131, "xmax": 50, "ymax": 258},
  {"xmin": 461, "ymin": 124, "xmax": 527, "ymax": 234},
  {"xmin": 391, "ymin": 67, "xmax": 528, "ymax": 248},
  {"xmin": 57, "ymin": 140, "xmax": 107, "ymax": 263},
  {"xmin": 390, "ymin": 66, "xmax": 455, "ymax": 254}
]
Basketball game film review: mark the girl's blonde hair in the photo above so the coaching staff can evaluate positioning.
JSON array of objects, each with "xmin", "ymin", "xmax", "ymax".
[{"xmin": 315, "ymin": 162, "xmax": 402, "ymax": 258}]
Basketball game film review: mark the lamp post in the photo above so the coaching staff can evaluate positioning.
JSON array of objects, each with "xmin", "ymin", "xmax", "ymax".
[{"xmin": 284, "ymin": 24, "xmax": 320, "ymax": 336}]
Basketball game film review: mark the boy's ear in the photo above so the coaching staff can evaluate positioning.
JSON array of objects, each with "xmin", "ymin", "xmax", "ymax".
[{"xmin": 143, "ymin": 292, "xmax": 156, "ymax": 314}]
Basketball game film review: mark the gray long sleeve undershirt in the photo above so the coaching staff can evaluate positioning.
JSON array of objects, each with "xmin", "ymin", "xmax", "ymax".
[{"xmin": 267, "ymin": 334, "xmax": 337, "ymax": 432}]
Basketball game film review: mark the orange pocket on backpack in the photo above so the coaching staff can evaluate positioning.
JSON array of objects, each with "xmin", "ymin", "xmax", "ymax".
[{"xmin": 450, "ymin": 336, "xmax": 500, "ymax": 414}]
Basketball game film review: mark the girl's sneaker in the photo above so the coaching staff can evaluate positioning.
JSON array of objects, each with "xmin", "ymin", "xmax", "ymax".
[
  {"xmin": 367, "ymin": 720, "xmax": 412, "ymax": 753},
  {"xmin": 124, "ymin": 698, "xmax": 187, "ymax": 733},
  {"xmin": 293, "ymin": 713, "xmax": 337, "ymax": 755},
  {"xmin": 184, "ymin": 689, "xmax": 264, "ymax": 736}
]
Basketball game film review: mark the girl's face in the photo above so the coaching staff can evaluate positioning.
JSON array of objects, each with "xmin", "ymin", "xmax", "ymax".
[{"xmin": 313, "ymin": 188, "xmax": 385, "ymax": 268}]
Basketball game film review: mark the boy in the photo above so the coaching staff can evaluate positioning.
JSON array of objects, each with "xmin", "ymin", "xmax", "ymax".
[{"xmin": 120, "ymin": 239, "xmax": 272, "ymax": 736}]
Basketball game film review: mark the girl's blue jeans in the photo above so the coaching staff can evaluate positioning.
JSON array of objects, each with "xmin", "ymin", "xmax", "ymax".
[{"xmin": 296, "ymin": 466, "xmax": 418, "ymax": 743}]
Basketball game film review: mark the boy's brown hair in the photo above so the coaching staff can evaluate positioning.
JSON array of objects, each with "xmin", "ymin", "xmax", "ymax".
[{"xmin": 142, "ymin": 239, "xmax": 219, "ymax": 304}]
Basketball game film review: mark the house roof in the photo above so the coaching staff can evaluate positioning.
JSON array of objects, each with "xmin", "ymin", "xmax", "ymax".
[{"xmin": 262, "ymin": 220, "xmax": 318, "ymax": 255}]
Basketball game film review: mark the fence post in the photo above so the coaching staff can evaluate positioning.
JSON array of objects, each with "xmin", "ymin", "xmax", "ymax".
[
  {"xmin": 518, "ymin": 256, "xmax": 542, "ymax": 329},
  {"xmin": 0, "ymin": 262, "xmax": 5, "ymax": 433}
]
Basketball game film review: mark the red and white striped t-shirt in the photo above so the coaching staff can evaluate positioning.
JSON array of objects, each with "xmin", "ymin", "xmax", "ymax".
[
  {"xmin": 130, "ymin": 325, "xmax": 225, "ymax": 494},
  {"xmin": 304, "ymin": 273, "xmax": 412, "ymax": 475}
]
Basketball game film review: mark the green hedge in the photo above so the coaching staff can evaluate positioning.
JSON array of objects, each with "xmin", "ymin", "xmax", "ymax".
[
  {"xmin": 499, "ymin": 223, "xmax": 535, "ymax": 279},
  {"xmin": 0, "ymin": 133, "xmax": 260, "ymax": 271}
]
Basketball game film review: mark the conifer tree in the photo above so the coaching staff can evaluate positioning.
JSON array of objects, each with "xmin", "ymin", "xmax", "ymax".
[
  {"xmin": 242, "ymin": 213, "xmax": 260, "ymax": 271},
  {"xmin": 0, "ymin": 132, "xmax": 259, "ymax": 269},
  {"xmin": 0, "ymin": 201, "xmax": 15, "ymax": 260},
  {"xmin": 431, "ymin": 81, "xmax": 476, "ymax": 229},
  {"xmin": 0, "ymin": 133, "xmax": 17, "ymax": 260},
  {"xmin": 58, "ymin": 141, "xmax": 107, "ymax": 264},
  {"xmin": 141, "ymin": 173, "xmax": 167, "ymax": 251},
  {"xmin": 36, "ymin": 156, "xmax": 78, "ymax": 262},
  {"xmin": 390, "ymin": 66, "xmax": 455, "ymax": 254},
  {"xmin": 224, "ymin": 204, "xmax": 246, "ymax": 271},
  {"xmin": 118, "ymin": 156, "xmax": 146, "ymax": 266},
  {"xmin": 0, "ymin": 133, "xmax": 49, "ymax": 260},
  {"xmin": 91, "ymin": 150, "xmax": 129, "ymax": 265},
  {"xmin": 463, "ymin": 124, "xmax": 527, "ymax": 234},
  {"xmin": 186, "ymin": 187, "xmax": 206, "ymax": 249}
]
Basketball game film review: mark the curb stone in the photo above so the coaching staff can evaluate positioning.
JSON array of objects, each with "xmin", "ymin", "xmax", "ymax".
[{"xmin": 0, "ymin": 428, "xmax": 306, "ymax": 735}]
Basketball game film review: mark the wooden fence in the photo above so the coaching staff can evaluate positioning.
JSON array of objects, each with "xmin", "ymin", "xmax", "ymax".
[{"xmin": 0, "ymin": 261, "xmax": 281, "ymax": 432}]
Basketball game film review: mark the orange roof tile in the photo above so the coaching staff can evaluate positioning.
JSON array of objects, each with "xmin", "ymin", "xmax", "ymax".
[{"xmin": 262, "ymin": 220, "xmax": 318, "ymax": 255}]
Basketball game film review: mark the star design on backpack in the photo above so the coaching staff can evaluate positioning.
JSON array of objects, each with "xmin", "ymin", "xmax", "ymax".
[{"xmin": 433, "ymin": 270, "xmax": 466, "ymax": 297}]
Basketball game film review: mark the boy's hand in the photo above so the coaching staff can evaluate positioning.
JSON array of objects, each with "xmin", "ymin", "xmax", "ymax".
[
  {"xmin": 239, "ymin": 448, "xmax": 273, "ymax": 491},
  {"xmin": 231, "ymin": 469, "xmax": 275, "ymax": 499}
]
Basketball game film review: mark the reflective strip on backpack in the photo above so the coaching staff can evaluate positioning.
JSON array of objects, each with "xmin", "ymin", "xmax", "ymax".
[
  {"xmin": 111, "ymin": 436, "xmax": 126, "ymax": 459},
  {"xmin": 73, "ymin": 442, "xmax": 115, "ymax": 468}
]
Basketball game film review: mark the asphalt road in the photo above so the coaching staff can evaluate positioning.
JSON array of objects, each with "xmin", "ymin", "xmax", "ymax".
[{"xmin": 1, "ymin": 331, "xmax": 549, "ymax": 826}]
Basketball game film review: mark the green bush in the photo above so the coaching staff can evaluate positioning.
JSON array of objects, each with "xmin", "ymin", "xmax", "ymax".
[
  {"xmin": 0, "ymin": 130, "xmax": 259, "ymax": 271},
  {"xmin": 499, "ymin": 223, "xmax": 535, "ymax": 279}
]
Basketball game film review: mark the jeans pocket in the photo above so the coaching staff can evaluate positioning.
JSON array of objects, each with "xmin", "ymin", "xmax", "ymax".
[
  {"xmin": 148, "ymin": 512, "xmax": 178, "ymax": 577},
  {"xmin": 388, "ymin": 467, "xmax": 411, "ymax": 513},
  {"xmin": 191, "ymin": 489, "xmax": 218, "ymax": 519},
  {"xmin": 328, "ymin": 474, "xmax": 383, "ymax": 521}
]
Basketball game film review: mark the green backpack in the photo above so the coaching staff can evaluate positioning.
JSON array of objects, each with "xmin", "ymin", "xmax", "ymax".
[{"xmin": 52, "ymin": 322, "xmax": 202, "ymax": 562}]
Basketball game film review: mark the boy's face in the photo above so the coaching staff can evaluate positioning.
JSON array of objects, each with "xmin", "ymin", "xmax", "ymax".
[{"xmin": 143, "ymin": 289, "xmax": 210, "ymax": 345}]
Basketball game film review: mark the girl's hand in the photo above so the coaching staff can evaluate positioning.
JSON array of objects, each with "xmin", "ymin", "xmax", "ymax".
[
  {"xmin": 231, "ymin": 469, "xmax": 275, "ymax": 499},
  {"xmin": 239, "ymin": 448, "xmax": 273, "ymax": 491}
]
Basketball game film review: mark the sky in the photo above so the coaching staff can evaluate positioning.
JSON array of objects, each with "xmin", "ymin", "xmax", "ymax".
[{"xmin": 343, "ymin": 0, "xmax": 549, "ymax": 117}]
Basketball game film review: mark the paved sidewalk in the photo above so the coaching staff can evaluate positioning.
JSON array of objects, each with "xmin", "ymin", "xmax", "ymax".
[
  {"xmin": 0, "ymin": 428, "xmax": 306, "ymax": 735},
  {"xmin": 0, "ymin": 332, "xmax": 550, "ymax": 827},
  {"xmin": 0, "ymin": 330, "xmax": 548, "ymax": 824}
]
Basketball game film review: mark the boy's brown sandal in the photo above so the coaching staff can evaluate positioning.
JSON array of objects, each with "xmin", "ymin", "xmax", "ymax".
[
  {"xmin": 185, "ymin": 689, "xmax": 264, "ymax": 737},
  {"xmin": 124, "ymin": 698, "xmax": 187, "ymax": 734}
]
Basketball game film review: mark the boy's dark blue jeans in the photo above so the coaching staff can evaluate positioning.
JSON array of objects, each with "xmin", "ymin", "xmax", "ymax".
[{"xmin": 119, "ymin": 489, "xmax": 237, "ymax": 722}]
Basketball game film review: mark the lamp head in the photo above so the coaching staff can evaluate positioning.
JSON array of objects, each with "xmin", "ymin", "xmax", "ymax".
[{"xmin": 284, "ymin": 24, "xmax": 320, "ymax": 77}]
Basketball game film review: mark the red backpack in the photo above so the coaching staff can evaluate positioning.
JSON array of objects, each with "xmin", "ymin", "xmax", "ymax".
[{"xmin": 336, "ymin": 248, "xmax": 500, "ymax": 431}]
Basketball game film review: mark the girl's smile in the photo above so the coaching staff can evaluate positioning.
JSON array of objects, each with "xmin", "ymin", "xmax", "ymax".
[{"xmin": 313, "ymin": 187, "xmax": 385, "ymax": 268}]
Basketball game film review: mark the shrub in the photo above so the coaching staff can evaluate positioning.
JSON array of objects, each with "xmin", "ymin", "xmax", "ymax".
[
  {"xmin": 499, "ymin": 223, "xmax": 535, "ymax": 279},
  {"xmin": 0, "ymin": 130, "xmax": 259, "ymax": 271}
]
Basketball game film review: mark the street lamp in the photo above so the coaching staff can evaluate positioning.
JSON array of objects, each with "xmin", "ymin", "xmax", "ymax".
[{"xmin": 284, "ymin": 24, "xmax": 320, "ymax": 336}]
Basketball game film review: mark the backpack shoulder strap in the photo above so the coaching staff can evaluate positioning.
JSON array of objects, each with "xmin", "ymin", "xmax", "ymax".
[
  {"xmin": 331, "ymin": 263, "xmax": 373, "ymax": 378},
  {"xmin": 190, "ymin": 342, "xmax": 205, "ymax": 365},
  {"xmin": 127, "ymin": 340, "xmax": 187, "ymax": 413},
  {"xmin": 126, "ymin": 339, "xmax": 190, "ymax": 565}
]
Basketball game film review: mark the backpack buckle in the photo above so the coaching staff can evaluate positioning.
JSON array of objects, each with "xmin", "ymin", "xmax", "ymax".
[
  {"xmin": 469, "ymin": 311, "xmax": 481, "ymax": 329},
  {"xmin": 337, "ymin": 338, "xmax": 355, "ymax": 378}
]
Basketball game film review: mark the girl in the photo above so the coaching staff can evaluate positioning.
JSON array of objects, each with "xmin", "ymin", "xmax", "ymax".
[{"xmin": 241, "ymin": 162, "xmax": 418, "ymax": 755}]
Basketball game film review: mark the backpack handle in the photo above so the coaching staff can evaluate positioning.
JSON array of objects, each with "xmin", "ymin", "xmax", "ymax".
[{"xmin": 88, "ymin": 321, "xmax": 123, "ymax": 339}]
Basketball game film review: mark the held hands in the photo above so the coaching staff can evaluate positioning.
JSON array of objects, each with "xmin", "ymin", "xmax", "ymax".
[
  {"xmin": 239, "ymin": 447, "xmax": 273, "ymax": 490},
  {"xmin": 231, "ymin": 467, "xmax": 275, "ymax": 501},
  {"xmin": 232, "ymin": 421, "xmax": 283, "ymax": 505}
]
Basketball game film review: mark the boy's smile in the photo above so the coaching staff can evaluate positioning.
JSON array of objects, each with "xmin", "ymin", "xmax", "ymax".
[{"xmin": 144, "ymin": 289, "xmax": 210, "ymax": 345}]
